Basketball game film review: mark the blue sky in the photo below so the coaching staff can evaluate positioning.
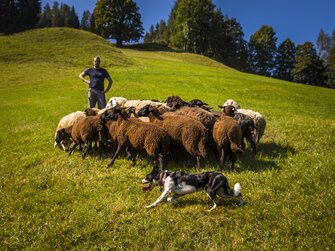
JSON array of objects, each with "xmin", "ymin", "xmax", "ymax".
[{"xmin": 41, "ymin": 0, "xmax": 335, "ymax": 46}]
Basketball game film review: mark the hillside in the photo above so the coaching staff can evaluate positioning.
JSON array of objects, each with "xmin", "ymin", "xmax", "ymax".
[{"xmin": 0, "ymin": 28, "xmax": 334, "ymax": 250}]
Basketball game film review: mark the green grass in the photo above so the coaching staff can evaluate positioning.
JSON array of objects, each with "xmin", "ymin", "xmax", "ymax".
[{"xmin": 0, "ymin": 27, "xmax": 334, "ymax": 250}]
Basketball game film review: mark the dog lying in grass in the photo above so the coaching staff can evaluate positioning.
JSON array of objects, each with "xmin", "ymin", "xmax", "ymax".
[{"xmin": 142, "ymin": 166, "xmax": 244, "ymax": 211}]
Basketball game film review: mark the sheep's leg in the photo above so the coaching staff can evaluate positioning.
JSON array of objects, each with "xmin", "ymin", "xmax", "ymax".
[
  {"xmin": 126, "ymin": 147, "xmax": 137, "ymax": 167},
  {"xmin": 82, "ymin": 141, "xmax": 91, "ymax": 159},
  {"xmin": 98, "ymin": 140, "xmax": 104, "ymax": 159},
  {"xmin": 241, "ymin": 138, "xmax": 246, "ymax": 151},
  {"xmin": 69, "ymin": 143, "xmax": 78, "ymax": 156},
  {"xmin": 107, "ymin": 143, "xmax": 123, "ymax": 168},
  {"xmin": 219, "ymin": 148, "xmax": 225, "ymax": 171},
  {"xmin": 158, "ymin": 154, "xmax": 164, "ymax": 171},
  {"xmin": 245, "ymin": 133, "xmax": 257, "ymax": 154},
  {"xmin": 230, "ymin": 153, "xmax": 236, "ymax": 171},
  {"xmin": 196, "ymin": 156, "xmax": 201, "ymax": 171}
]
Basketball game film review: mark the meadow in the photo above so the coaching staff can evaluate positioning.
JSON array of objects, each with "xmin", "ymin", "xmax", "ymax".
[{"xmin": 0, "ymin": 28, "xmax": 334, "ymax": 250}]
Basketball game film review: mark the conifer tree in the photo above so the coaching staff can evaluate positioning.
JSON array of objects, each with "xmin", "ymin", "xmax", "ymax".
[
  {"xmin": 0, "ymin": 0, "xmax": 18, "ymax": 34},
  {"xmin": 274, "ymin": 39, "xmax": 296, "ymax": 81},
  {"xmin": 81, "ymin": 10, "xmax": 91, "ymax": 31},
  {"xmin": 249, "ymin": 25, "xmax": 277, "ymax": 76},
  {"xmin": 38, "ymin": 3, "xmax": 52, "ymax": 27},
  {"xmin": 292, "ymin": 42, "xmax": 326, "ymax": 86}
]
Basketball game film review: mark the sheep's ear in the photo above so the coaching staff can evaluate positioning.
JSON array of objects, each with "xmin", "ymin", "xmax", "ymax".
[{"xmin": 218, "ymin": 105, "xmax": 223, "ymax": 109}]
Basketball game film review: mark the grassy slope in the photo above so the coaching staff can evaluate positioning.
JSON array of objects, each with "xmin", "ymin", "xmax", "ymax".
[{"xmin": 0, "ymin": 28, "xmax": 334, "ymax": 250}]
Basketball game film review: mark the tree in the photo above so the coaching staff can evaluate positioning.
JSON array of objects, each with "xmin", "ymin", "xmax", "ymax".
[
  {"xmin": 144, "ymin": 24, "xmax": 156, "ymax": 43},
  {"xmin": 93, "ymin": 0, "xmax": 144, "ymax": 47},
  {"xmin": 38, "ymin": 3, "xmax": 52, "ymax": 27},
  {"xmin": 81, "ymin": 10, "xmax": 91, "ymax": 31},
  {"xmin": 208, "ymin": 11, "xmax": 249, "ymax": 71},
  {"xmin": 51, "ymin": 2, "xmax": 62, "ymax": 27},
  {"xmin": 249, "ymin": 25, "xmax": 277, "ymax": 76},
  {"xmin": 17, "ymin": 0, "xmax": 41, "ymax": 32},
  {"xmin": 291, "ymin": 42, "xmax": 326, "ymax": 86},
  {"xmin": 317, "ymin": 29, "xmax": 333, "ymax": 62},
  {"xmin": 0, "ymin": 0, "xmax": 18, "ymax": 34},
  {"xmin": 326, "ymin": 44, "xmax": 335, "ymax": 88},
  {"xmin": 168, "ymin": 0, "xmax": 215, "ymax": 54},
  {"xmin": 274, "ymin": 38, "xmax": 296, "ymax": 81},
  {"xmin": 68, "ymin": 6, "xmax": 79, "ymax": 28}
]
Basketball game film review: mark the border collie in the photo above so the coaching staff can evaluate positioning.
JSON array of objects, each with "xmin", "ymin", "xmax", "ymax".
[{"xmin": 142, "ymin": 166, "xmax": 244, "ymax": 211}]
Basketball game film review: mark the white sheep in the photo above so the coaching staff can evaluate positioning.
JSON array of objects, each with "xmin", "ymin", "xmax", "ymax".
[
  {"xmin": 223, "ymin": 99, "xmax": 241, "ymax": 110},
  {"xmin": 54, "ymin": 111, "xmax": 86, "ymax": 151},
  {"xmin": 222, "ymin": 99, "xmax": 266, "ymax": 144},
  {"xmin": 236, "ymin": 109, "xmax": 266, "ymax": 144},
  {"xmin": 105, "ymin": 97, "xmax": 128, "ymax": 109}
]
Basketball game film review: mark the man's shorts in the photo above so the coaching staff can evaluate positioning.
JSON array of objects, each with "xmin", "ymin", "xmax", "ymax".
[{"xmin": 88, "ymin": 88, "xmax": 106, "ymax": 109}]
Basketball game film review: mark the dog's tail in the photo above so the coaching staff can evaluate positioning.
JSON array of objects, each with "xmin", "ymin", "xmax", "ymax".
[{"xmin": 233, "ymin": 183, "xmax": 241, "ymax": 197}]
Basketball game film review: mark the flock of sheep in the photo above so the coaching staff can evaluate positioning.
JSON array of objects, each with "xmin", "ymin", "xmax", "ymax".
[{"xmin": 54, "ymin": 96, "xmax": 266, "ymax": 171}]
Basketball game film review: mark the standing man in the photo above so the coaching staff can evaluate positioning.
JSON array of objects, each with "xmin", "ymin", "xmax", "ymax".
[{"xmin": 79, "ymin": 56, "xmax": 113, "ymax": 109}]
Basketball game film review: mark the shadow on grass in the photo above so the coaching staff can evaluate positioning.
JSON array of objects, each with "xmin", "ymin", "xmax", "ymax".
[
  {"xmin": 61, "ymin": 141, "xmax": 296, "ymax": 173},
  {"xmin": 238, "ymin": 141, "xmax": 297, "ymax": 172}
]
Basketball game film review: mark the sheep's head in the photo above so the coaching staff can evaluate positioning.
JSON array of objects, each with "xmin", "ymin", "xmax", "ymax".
[
  {"xmin": 137, "ymin": 104, "xmax": 160, "ymax": 117},
  {"xmin": 218, "ymin": 105, "xmax": 235, "ymax": 117},
  {"xmin": 165, "ymin": 95, "xmax": 187, "ymax": 109},
  {"xmin": 84, "ymin": 108, "xmax": 99, "ymax": 116}
]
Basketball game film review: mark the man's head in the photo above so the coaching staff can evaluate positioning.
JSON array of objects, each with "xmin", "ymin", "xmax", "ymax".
[{"xmin": 93, "ymin": 56, "xmax": 100, "ymax": 68}]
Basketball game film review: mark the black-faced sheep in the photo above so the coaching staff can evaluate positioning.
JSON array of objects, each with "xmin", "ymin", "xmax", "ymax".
[
  {"xmin": 219, "ymin": 105, "xmax": 257, "ymax": 154},
  {"xmin": 100, "ymin": 107, "xmax": 171, "ymax": 170},
  {"xmin": 213, "ymin": 105, "xmax": 243, "ymax": 170},
  {"xmin": 165, "ymin": 95, "xmax": 212, "ymax": 110},
  {"xmin": 55, "ymin": 113, "xmax": 108, "ymax": 159},
  {"xmin": 222, "ymin": 99, "xmax": 266, "ymax": 144},
  {"xmin": 54, "ymin": 108, "xmax": 101, "ymax": 151},
  {"xmin": 137, "ymin": 105, "xmax": 208, "ymax": 169}
]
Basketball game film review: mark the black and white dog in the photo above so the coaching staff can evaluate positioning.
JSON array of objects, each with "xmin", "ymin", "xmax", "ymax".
[{"xmin": 142, "ymin": 166, "xmax": 244, "ymax": 211}]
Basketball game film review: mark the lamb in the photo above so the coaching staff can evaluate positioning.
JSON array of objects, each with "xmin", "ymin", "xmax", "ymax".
[
  {"xmin": 100, "ymin": 107, "xmax": 171, "ymax": 170},
  {"xmin": 137, "ymin": 105, "xmax": 208, "ymax": 169},
  {"xmin": 222, "ymin": 99, "xmax": 266, "ymax": 144},
  {"xmin": 213, "ymin": 105, "xmax": 243, "ymax": 170},
  {"xmin": 55, "ymin": 113, "xmax": 108, "ymax": 159}
]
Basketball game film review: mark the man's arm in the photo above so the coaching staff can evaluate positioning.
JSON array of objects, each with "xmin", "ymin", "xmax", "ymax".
[
  {"xmin": 104, "ymin": 76, "xmax": 113, "ymax": 93},
  {"xmin": 79, "ymin": 71, "xmax": 90, "ymax": 84}
]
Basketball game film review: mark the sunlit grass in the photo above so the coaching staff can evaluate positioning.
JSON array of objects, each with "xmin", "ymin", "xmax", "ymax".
[{"xmin": 0, "ymin": 28, "xmax": 334, "ymax": 250}]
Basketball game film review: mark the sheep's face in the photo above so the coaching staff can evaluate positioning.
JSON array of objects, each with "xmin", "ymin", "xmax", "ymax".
[
  {"xmin": 219, "ymin": 105, "xmax": 235, "ymax": 117},
  {"xmin": 56, "ymin": 129, "xmax": 70, "ymax": 143},
  {"xmin": 137, "ymin": 105, "xmax": 151, "ymax": 117}
]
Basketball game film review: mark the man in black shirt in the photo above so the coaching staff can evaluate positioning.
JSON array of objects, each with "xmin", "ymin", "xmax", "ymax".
[{"xmin": 79, "ymin": 56, "xmax": 113, "ymax": 109}]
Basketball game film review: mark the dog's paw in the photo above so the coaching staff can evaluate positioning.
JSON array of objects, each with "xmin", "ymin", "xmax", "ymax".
[{"xmin": 167, "ymin": 197, "xmax": 178, "ymax": 204}]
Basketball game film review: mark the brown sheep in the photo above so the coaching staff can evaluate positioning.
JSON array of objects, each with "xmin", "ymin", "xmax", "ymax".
[
  {"xmin": 55, "ymin": 114, "xmax": 108, "ymax": 159},
  {"xmin": 213, "ymin": 105, "xmax": 243, "ymax": 170},
  {"xmin": 100, "ymin": 107, "xmax": 171, "ymax": 170},
  {"xmin": 137, "ymin": 105, "xmax": 208, "ymax": 169}
]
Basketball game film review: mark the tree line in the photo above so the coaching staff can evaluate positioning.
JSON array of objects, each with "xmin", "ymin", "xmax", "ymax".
[{"xmin": 1, "ymin": 0, "xmax": 334, "ymax": 88}]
